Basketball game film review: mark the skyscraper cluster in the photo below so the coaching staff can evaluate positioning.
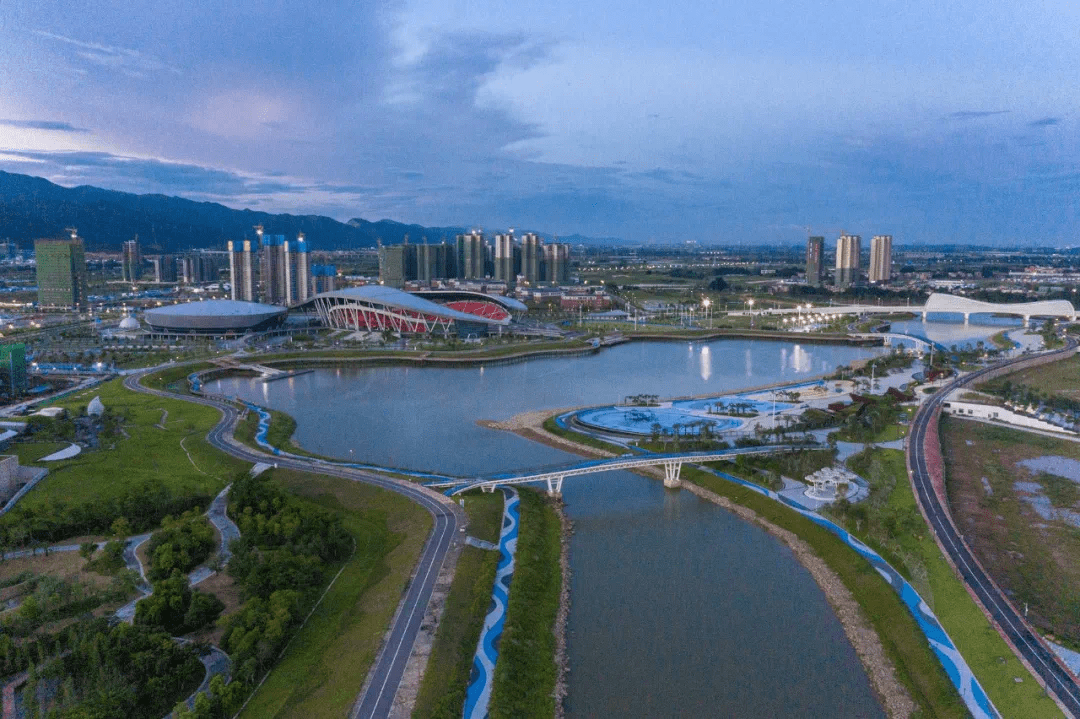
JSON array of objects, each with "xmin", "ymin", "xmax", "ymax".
[
  {"xmin": 378, "ymin": 230, "xmax": 572, "ymax": 288},
  {"xmin": 804, "ymin": 232, "xmax": 893, "ymax": 287},
  {"xmin": 228, "ymin": 227, "xmax": 332, "ymax": 305}
]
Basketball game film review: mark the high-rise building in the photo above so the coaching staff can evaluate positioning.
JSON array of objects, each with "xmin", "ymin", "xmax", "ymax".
[
  {"xmin": 35, "ymin": 231, "xmax": 88, "ymax": 309},
  {"xmin": 520, "ymin": 232, "xmax": 541, "ymax": 285},
  {"xmin": 493, "ymin": 231, "xmax": 515, "ymax": 283},
  {"xmin": 0, "ymin": 343, "xmax": 27, "ymax": 396},
  {"xmin": 454, "ymin": 231, "xmax": 486, "ymax": 280},
  {"xmin": 869, "ymin": 235, "xmax": 893, "ymax": 283},
  {"xmin": 835, "ymin": 233, "xmax": 861, "ymax": 288},
  {"xmin": 152, "ymin": 255, "xmax": 178, "ymax": 283},
  {"xmin": 417, "ymin": 241, "xmax": 449, "ymax": 282},
  {"xmin": 805, "ymin": 236, "xmax": 824, "ymax": 287},
  {"xmin": 122, "ymin": 237, "xmax": 142, "ymax": 282},
  {"xmin": 378, "ymin": 242, "xmax": 416, "ymax": 289},
  {"xmin": 228, "ymin": 240, "xmax": 255, "ymax": 301},
  {"xmin": 180, "ymin": 251, "xmax": 227, "ymax": 284},
  {"xmin": 293, "ymin": 233, "xmax": 310, "ymax": 303},
  {"xmin": 542, "ymin": 243, "xmax": 570, "ymax": 284},
  {"xmin": 260, "ymin": 234, "xmax": 289, "ymax": 304},
  {"xmin": 310, "ymin": 265, "xmax": 337, "ymax": 295}
]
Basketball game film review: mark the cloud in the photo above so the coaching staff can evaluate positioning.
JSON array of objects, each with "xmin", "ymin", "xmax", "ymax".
[
  {"xmin": 946, "ymin": 110, "xmax": 1011, "ymax": 120},
  {"xmin": 0, "ymin": 119, "xmax": 89, "ymax": 133},
  {"xmin": 33, "ymin": 30, "xmax": 181, "ymax": 78},
  {"xmin": 1030, "ymin": 117, "xmax": 1061, "ymax": 126}
]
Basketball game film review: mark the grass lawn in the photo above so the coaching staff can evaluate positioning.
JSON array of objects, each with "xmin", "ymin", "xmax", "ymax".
[
  {"xmin": 236, "ymin": 468, "xmax": 432, "ymax": 719},
  {"xmin": 981, "ymin": 352, "xmax": 1080, "ymax": 400},
  {"xmin": 541, "ymin": 417, "xmax": 623, "ymax": 455},
  {"xmin": 844, "ymin": 448, "xmax": 1063, "ymax": 718},
  {"xmin": 8, "ymin": 441, "xmax": 71, "ymax": 464},
  {"xmin": 411, "ymin": 491, "xmax": 504, "ymax": 719},
  {"xmin": 11, "ymin": 377, "xmax": 245, "ymax": 512},
  {"xmin": 487, "ymin": 489, "xmax": 560, "ymax": 719},
  {"xmin": 990, "ymin": 331, "xmax": 1014, "ymax": 350}
]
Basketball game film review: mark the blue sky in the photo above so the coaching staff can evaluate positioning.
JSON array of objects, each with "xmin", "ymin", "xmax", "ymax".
[{"xmin": 0, "ymin": 0, "xmax": 1077, "ymax": 244}]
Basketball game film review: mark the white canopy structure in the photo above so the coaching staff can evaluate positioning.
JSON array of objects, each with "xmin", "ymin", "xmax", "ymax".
[{"xmin": 921, "ymin": 293, "xmax": 1075, "ymax": 323}]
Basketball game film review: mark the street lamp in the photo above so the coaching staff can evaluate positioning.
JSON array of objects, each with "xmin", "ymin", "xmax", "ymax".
[
  {"xmin": 702, "ymin": 297, "xmax": 711, "ymax": 328},
  {"xmin": 748, "ymin": 298, "xmax": 755, "ymax": 328}
]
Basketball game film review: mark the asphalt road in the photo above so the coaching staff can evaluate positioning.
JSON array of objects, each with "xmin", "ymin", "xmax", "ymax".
[
  {"xmin": 123, "ymin": 370, "xmax": 462, "ymax": 719},
  {"xmin": 908, "ymin": 344, "xmax": 1080, "ymax": 718}
]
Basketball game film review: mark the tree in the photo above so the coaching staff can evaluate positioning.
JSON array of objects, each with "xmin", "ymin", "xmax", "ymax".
[
  {"xmin": 79, "ymin": 541, "xmax": 97, "ymax": 560},
  {"xmin": 708, "ymin": 276, "xmax": 728, "ymax": 292}
]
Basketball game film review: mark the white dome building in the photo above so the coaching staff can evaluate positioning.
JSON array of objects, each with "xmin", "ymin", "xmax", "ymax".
[{"xmin": 118, "ymin": 315, "xmax": 140, "ymax": 330}]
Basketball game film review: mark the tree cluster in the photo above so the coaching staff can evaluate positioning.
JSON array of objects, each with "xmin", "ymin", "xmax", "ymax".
[
  {"xmin": 0, "ymin": 480, "xmax": 212, "ymax": 549},
  {"xmin": 19, "ymin": 619, "xmax": 204, "ymax": 719},
  {"xmin": 146, "ymin": 510, "xmax": 217, "ymax": 582}
]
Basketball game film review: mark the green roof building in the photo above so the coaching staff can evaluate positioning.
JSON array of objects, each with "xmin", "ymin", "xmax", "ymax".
[
  {"xmin": 35, "ymin": 235, "xmax": 88, "ymax": 309},
  {"xmin": 0, "ymin": 343, "xmax": 27, "ymax": 396}
]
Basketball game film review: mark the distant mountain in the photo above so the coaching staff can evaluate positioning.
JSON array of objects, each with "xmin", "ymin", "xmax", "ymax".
[{"xmin": 0, "ymin": 170, "xmax": 625, "ymax": 252}]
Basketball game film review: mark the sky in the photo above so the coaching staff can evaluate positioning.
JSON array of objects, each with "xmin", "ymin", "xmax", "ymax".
[{"xmin": 0, "ymin": 1, "xmax": 1077, "ymax": 245}]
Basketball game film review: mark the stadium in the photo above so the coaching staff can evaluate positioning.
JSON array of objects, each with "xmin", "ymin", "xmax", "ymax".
[
  {"xmin": 306, "ymin": 286, "xmax": 513, "ymax": 335},
  {"xmin": 144, "ymin": 299, "xmax": 287, "ymax": 334}
]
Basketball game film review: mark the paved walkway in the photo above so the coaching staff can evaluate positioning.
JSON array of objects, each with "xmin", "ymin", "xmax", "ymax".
[{"xmin": 40, "ymin": 443, "xmax": 81, "ymax": 461}]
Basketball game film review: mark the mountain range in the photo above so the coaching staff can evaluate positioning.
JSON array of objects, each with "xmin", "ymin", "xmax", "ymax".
[{"xmin": 0, "ymin": 171, "xmax": 620, "ymax": 253}]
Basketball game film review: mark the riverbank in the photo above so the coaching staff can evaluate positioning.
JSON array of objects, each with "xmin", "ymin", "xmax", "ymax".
[
  {"xmin": 678, "ymin": 478, "xmax": 915, "ymax": 717},
  {"xmin": 505, "ymin": 414, "xmax": 970, "ymax": 718},
  {"xmin": 552, "ymin": 498, "xmax": 572, "ymax": 719},
  {"xmin": 195, "ymin": 329, "xmax": 882, "ymax": 379}
]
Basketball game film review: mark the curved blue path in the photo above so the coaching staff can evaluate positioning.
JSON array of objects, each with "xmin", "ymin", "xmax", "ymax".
[{"xmin": 463, "ymin": 488, "xmax": 519, "ymax": 719}]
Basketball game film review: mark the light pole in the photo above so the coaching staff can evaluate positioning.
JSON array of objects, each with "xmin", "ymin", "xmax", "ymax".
[
  {"xmin": 748, "ymin": 298, "xmax": 755, "ymax": 328},
  {"xmin": 702, "ymin": 297, "xmax": 711, "ymax": 328}
]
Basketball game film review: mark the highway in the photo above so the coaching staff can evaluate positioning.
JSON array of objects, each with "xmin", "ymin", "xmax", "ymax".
[
  {"xmin": 907, "ymin": 343, "xmax": 1080, "ymax": 718},
  {"xmin": 123, "ymin": 369, "xmax": 463, "ymax": 719}
]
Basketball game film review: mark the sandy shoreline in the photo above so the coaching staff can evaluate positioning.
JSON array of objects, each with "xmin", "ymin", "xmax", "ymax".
[{"xmin": 492, "ymin": 407, "xmax": 915, "ymax": 719}]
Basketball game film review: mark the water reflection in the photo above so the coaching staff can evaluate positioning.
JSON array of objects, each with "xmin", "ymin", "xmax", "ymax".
[{"xmin": 699, "ymin": 345, "xmax": 712, "ymax": 381}]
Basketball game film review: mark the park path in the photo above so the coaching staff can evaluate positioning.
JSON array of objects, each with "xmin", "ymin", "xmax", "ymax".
[{"xmin": 462, "ymin": 488, "xmax": 520, "ymax": 719}]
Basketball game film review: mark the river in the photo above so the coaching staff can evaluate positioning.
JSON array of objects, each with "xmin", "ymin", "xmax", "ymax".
[{"xmin": 210, "ymin": 337, "xmax": 890, "ymax": 717}]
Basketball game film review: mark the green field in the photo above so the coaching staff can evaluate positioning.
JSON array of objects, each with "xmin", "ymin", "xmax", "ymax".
[
  {"xmin": 236, "ymin": 469, "xmax": 432, "ymax": 719},
  {"xmin": 412, "ymin": 491, "xmax": 504, "ymax": 719},
  {"xmin": 13, "ymin": 377, "xmax": 245, "ymax": 511}
]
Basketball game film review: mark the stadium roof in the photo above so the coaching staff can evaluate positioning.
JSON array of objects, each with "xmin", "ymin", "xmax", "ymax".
[
  {"xmin": 310, "ymin": 285, "xmax": 507, "ymax": 324},
  {"xmin": 147, "ymin": 299, "xmax": 284, "ymax": 318},
  {"xmin": 144, "ymin": 299, "xmax": 287, "ymax": 333},
  {"xmin": 411, "ymin": 289, "xmax": 528, "ymax": 313}
]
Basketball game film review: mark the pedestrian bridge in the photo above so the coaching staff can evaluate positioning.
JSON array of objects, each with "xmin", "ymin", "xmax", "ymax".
[
  {"xmin": 731, "ymin": 293, "xmax": 1075, "ymax": 324},
  {"xmin": 429, "ymin": 445, "xmax": 808, "ymax": 495}
]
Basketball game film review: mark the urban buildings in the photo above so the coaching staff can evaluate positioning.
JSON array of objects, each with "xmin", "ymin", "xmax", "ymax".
[
  {"xmin": 310, "ymin": 265, "xmax": 337, "ymax": 295},
  {"xmin": 869, "ymin": 234, "xmax": 893, "ymax": 283},
  {"xmin": 35, "ymin": 231, "xmax": 88, "ymax": 309},
  {"xmin": 493, "ymin": 231, "xmax": 515, "ymax": 283},
  {"xmin": 227, "ymin": 228, "xmax": 310, "ymax": 305},
  {"xmin": 228, "ymin": 239, "xmax": 255, "ymax": 302},
  {"xmin": 179, "ymin": 251, "xmax": 227, "ymax": 284},
  {"xmin": 377, "ymin": 230, "xmax": 571, "ymax": 288},
  {"xmin": 0, "ymin": 343, "xmax": 27, "ymax": 396},
  {"xmin": 835, "ymin": 233, "xmax": 861, "ymax": 288},
  {"xmin": 152, "ymin": 254, "xmax": 178, "ymax": 283},
  {"xmin": 805, "ymin": 236, "xmax": 824, "ymax": 287},
  {"xmin": 121, "ymin": 237, "xmax": 141, "ymax": 282}
]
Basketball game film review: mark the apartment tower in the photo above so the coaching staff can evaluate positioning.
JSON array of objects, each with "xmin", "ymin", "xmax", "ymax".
[{"xmin": 869, "ymin": 235, "xmax": 893, "ymax": 283}]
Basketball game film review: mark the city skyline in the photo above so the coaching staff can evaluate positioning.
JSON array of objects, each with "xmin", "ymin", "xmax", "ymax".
[{"xmin": 1, "ymin": 2, "xmax": 1078, "ymax": 245}]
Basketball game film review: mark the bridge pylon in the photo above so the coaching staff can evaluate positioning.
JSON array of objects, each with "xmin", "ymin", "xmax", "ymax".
[
  {"xmin": 662, "ymin": 461, "xmax": 683, "ymax": 488},
  {"xmin": 545, "ymin": 475, "xmax": 565, "ymax": 496}
]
